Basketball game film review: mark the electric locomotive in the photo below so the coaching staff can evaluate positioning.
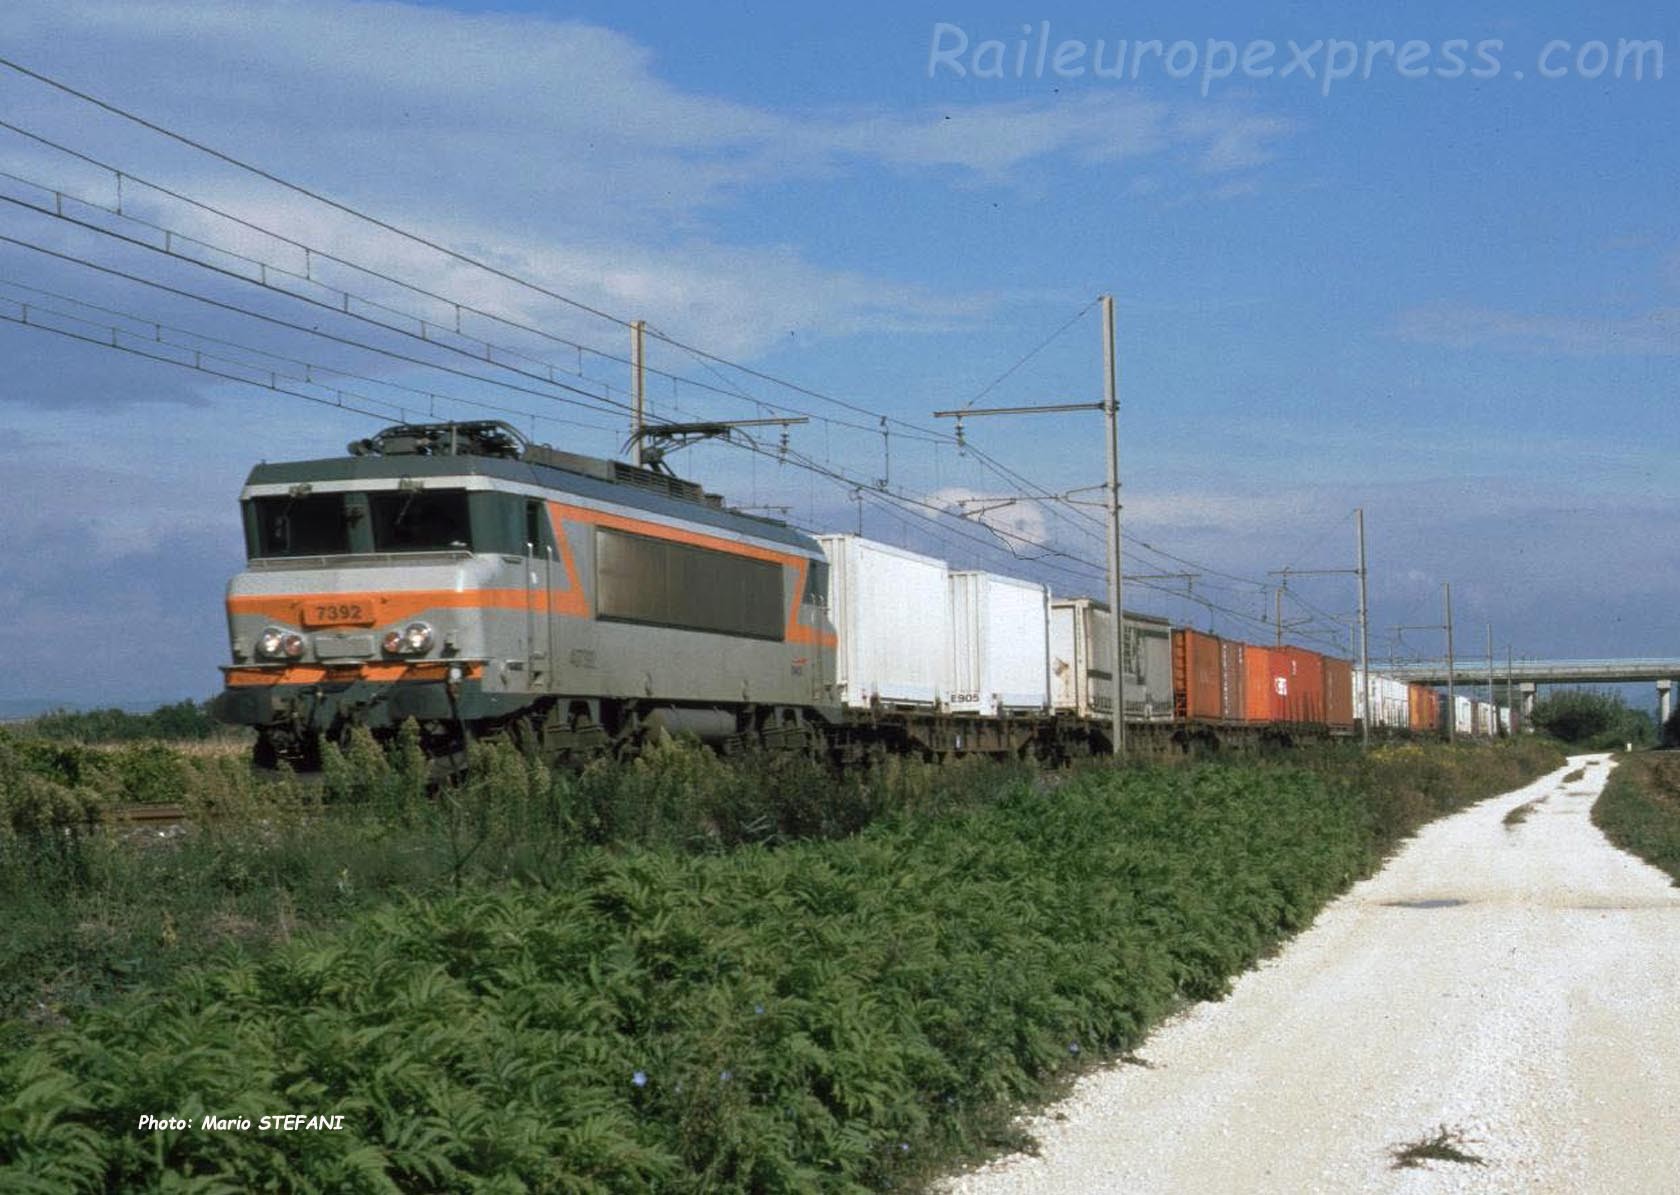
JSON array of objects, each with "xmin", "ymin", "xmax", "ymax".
[{"xmin": 212, "ymin": 421, "xmax": 839, "ymax": 767}]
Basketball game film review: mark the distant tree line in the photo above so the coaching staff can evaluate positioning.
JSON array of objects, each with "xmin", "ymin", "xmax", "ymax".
[
  {"xmin": 1529, "ymin": 689, "xmax": 1656, "ymax": 749},
  {"xmin": 24, "ymin": 699, "xmax": 229, "ymax": 743}
]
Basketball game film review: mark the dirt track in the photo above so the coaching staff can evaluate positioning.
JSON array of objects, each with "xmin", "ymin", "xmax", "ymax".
[{"xmin": 944, "ymin": 754, "xmax": 1680, "ymax": 1194}]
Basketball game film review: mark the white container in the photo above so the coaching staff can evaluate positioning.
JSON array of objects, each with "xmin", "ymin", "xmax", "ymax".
[
  {"xmin": 1454, "ymin": 694, "xmax": 1474, "ymax": 736},
  {"xmin": 817, "ymin": 534, "xmax": 949, "ymax": 708},
  {"xmin": 1049, "ymin": 598, "xmax": 1173, "ymax": 721},
  {"xmin": 1354, "ymin": 671, "xmax": 1412, "ymax": 730},
  {"xmin": 946, "ymin": 571, "xmax": 1050, "ymax": 715}
]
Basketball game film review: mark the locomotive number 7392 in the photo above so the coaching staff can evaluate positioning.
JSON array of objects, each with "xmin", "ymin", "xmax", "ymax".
[{"xmin": 300, "ymin": 602, "xmax": 373, "ymax": 626}]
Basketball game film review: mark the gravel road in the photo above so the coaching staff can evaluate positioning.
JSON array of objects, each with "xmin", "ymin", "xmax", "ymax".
[{"xmin": 943, "ymin": 753, "xmax": 1680, "ymax": 1194}]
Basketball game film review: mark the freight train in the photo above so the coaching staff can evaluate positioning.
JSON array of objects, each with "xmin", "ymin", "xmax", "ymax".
[{"xmin": 211, "ymin": 422, "xmax": 1501, "ymax": 767}]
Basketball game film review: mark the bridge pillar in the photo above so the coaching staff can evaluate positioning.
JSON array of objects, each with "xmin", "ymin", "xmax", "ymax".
[
  {"xmin": 1520, "ymin": 682, "xmax": 1537, "ymax": 731},
  {"xmin": 1660, "ymin": 679, "xmax": 1673, "ymax": 728}
]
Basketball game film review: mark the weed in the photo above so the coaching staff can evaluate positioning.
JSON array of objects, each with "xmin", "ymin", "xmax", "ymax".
[
  {"xmin": 1390, "ymin": 1125, "xmax": 1486, "ymax": 1169},
  {"xmin": 1503, "ymin": 799, "xmax": 1543, "ymax": 828},
  {"xmin": 1562, "ymin": 767, "xmax": 1587, "ymax": 784}
]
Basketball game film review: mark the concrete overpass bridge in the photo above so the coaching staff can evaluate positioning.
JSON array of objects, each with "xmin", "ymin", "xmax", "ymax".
[{"xmin": 1380, "ymin": 659, "xmax": 1680, "ymax": 722}]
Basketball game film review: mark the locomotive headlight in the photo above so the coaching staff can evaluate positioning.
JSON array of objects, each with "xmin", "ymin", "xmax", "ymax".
[
  {"xmin": 382, "ymin": 621, "xmax": 434, "ymax": 656},
  {"xmin": 256, "ymin": 626, "xmax": 289, "ymax": 659},
  {"xmin": 281, "ymin": 632, "xmax": 305, "ymax": 659}
]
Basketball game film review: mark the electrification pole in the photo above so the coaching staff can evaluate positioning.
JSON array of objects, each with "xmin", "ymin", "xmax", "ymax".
[
  {"xmin": 1506, "ymin": 645, "xmax": 1515, "ymax": 736},
  {"xmin": 1486, "ymin": 621, "xmax": 1496, "ymax": 730},
  {"xmin": 1357, "ymin": 508, "xmax": 1370, "ymax": 749},
  {"xmin": 1445, "ymin": 582, "xmax": 1456, "ymax": 742},
  {"xmin": 1263, "ymin": 507, "xmax": 1372, "ymax": 747},
  {"xmin": 630, "ymin": 319, "xmax": 646, "ymax": 467},
  {"xmin": 930, "ymin": 293, "xmax": 1127, "ymax": 757},
  {"xmin": 1101, "ymin": 294, "xmax": 1126, "ymax": 758}
]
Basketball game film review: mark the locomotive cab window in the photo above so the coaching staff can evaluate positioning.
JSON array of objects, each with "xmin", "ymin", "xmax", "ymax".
[
  {"xmin": 524, "ymin": 499, "xmax": 557, "ymax": 557},
  {"xmin": 368, "ymin": 489, "xmax": 472, "ymax": 552},
  {"xmin": 249, "ymin": 494, "xmax": 353, "ymax": 558},
  {"xmin": 803, "ymin": 558, "xmax": 829, "ymax": 606}
]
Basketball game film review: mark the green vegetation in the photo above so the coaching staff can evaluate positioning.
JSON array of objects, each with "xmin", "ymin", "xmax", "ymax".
[
  {"xmin": 1529, "ymin": 689, "xmax": 1655, "ymax": 750},
  {"xmin": 21, "ymin": 699, "xmax": 240, "ymax": 744},
  {"xmin": 0, "ymin": 728, "xmax": 208, "ymax": 808},
  {"xmin": 1593, "ymin": 753, "xmax": 1680, "ymax": 884},
  {"xmin": 1390, "ymin": 1126, "xmax": 1486, "ymax": 1170},
  {"xmin": 0, "ymin": 729, "xmax": 1025, "ymax": 1037},
  {"xmin": 0, "ymin": 736, "xmax": 1560, "ymax": 1192},
  {"xmin": 1503, "ymin": 798, "xmax": 1543, "ymax": 828}
]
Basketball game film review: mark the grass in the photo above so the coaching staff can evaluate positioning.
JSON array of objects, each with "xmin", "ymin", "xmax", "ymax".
[
  {"xmin": 1592, "ymin": 752, "xmax": 1680, "ymax": 884},
  {"xmin": 1503, "ymin": 798, "xmax": 1544, "ymax": 828},
  {"xmin": 0, "ymin": 735, "xmax": 1562, "ymax": 1192},
  {"xmin": 1390, "ymin": 1125, "xmax": 1486, "ymax": 1169},
  {"xmin": 1562, "ymin": 767, "xmax": 1587, "ymax": 784}
]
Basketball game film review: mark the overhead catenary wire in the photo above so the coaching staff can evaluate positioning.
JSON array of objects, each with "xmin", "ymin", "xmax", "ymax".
[
  {"xmin": 0, "ymin": 233, "xmax": 647, "ymax": 421},
  {"xmin": 0, "ymin": 295, "xmax": 405, "ymax": 424},
  {"xmin": 0, "ymin": 127, "xmax": 958, "ymax": 448},
  {"xmin": 0, "ymin": 275, "xmax": 620, "ymax": 434},
  {"xmin": 0, "ymin": 180, "xmax": 646, "ymax": 418},
  {"xmin": 722, "ymin": 435, "xmax": 1338, "ymax": 647},
  {"xmin": 0, "ymin": 59, "xmax": 955, "ymax": 445}
]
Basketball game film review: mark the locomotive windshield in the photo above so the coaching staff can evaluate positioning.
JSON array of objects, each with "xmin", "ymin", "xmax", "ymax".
[
  {"xmin": 367, "ymin": 491, "xmax": 471, "ymax": 552},
  {"xmin": 250, "ymin": 493, "xmax": 353, "ymax": 557},
  {"xmin": 246, "ymin": 489, "xmax": 476, "ymax": 558}
]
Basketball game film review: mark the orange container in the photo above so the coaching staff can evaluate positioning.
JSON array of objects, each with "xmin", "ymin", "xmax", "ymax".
[
  {"xmin": 1322, "ymin": 656, "xmax": 1354, "ymax": 728},
  {"xmin": 1280, "ymin": 647, "xmax": 1325, "ymax": 724},
  {"xmin": 1408, "ymin": 684, "xmax": 1440, "ymax": 733},
  {"xmin": 1243, "ymin": 644, "xmax": 1282, "ymax": 723},
  {"xmin": 1172, "ymin": 628, "xmax": 1224, "ymax": 721},
  {"xmin": 1219, "ymin": 639, "xmax": 1246, "ymax": 721}
]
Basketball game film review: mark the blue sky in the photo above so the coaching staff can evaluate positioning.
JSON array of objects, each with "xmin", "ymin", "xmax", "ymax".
[{"xmin": 0, "ymin": 0, "xmax": 1674, "ymax": 709}]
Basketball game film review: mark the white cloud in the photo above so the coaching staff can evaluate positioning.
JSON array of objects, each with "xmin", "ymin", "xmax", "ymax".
[
  {"xmin": 824, "ymin": 93, "xmax": 1174, "ymax": 178},
  {"xmin": 1393, "ymin": 302, "xmax": 1680, "ymax": 356},
  {"xmin": 0, "ymin": 0, "xmax": 1293, "ymax": 366}
]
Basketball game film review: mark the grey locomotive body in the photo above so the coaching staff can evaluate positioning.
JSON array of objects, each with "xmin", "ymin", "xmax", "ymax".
[{"xmin": 214, "ymin": 423, "xmax": 839, "ymax": 766}]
